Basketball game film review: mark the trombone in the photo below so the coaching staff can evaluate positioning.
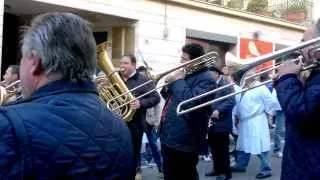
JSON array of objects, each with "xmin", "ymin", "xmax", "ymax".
[
  {"xmin": 107, "ymin": 51, "xmax": 219, "ymax": 111},
  {"xmin": 176, "ymin": 36, "xmax": 320, "ymax": 116}
]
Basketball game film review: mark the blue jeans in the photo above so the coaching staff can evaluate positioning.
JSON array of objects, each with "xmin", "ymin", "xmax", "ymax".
[
  {"xmin": 235, "ymin": 151, "xmax": 272, "ymax": 174},
  {"xmin": 145, "ymin": 124, "xmax": 163, "ymax": 172},
  {"xmin": 274, "ymin": 111, "xmax": 285, "ymax": 153}
]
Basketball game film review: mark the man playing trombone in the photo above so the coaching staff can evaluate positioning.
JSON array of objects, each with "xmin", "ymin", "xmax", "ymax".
[
  {"xmin": 275, "ymin": 19, "xmax": 320, "ymax": 180},
  {"xmin": 160, "ymin": 43, "xmax": 216, "ymax": 180}
]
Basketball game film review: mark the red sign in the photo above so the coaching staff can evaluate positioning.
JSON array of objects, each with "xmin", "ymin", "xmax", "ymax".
[{"xmin": 239, "ymin": 38, "xmax": 274, "ymax": 72}]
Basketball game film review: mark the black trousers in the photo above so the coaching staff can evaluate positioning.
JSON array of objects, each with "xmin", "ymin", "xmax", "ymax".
[
  {"xmin": 161, "ymin": 144, "xmax": 199, "ymax": 180},
  {"xmin": 208, "ymin": 129, "xmax": 231, "ymax": 178},
  {"xmin": 127, "ymin": 123, "xmax": 144, "ymax": 179},
  {"xmin": 231, "ymin": 133, "xmax": 238, "ymax": 160}
]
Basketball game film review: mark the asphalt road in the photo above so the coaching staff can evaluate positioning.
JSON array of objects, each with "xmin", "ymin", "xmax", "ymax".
[
  {"xmin": 141, "ymin": 130, "xmax": 284, "ymax": 180},
  {"xmin": 141, "ymin": 153, "xmax": 282, "ymax": 180}
]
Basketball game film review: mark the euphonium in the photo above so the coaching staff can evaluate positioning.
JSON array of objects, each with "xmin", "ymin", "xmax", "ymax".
[{"xmin": 94, "ymin": 42, "xmax": 136, "ymax": 122}]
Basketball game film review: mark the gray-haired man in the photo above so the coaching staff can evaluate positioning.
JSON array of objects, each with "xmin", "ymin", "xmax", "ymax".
[{"xmin": 0, "ymin": 12, "xmax": 133, "ymax": 179}]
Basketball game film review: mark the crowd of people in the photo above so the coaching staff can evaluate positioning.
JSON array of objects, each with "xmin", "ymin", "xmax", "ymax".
[{"xmin": 0, "ymin": 12, "xmax": 319, "ymax": 180}]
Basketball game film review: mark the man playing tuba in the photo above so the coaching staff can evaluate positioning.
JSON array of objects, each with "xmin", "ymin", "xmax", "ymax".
[
  {"xmin": 119, "ymin": 54, "xmax": 160, "ymax": 180},
  {"xmin": 1, "ymin": 65, "xmax": 21, "ymax": 103},
  {"xmin": 3, "ymin": 65, "xmax": 19, "ymax": 86}
]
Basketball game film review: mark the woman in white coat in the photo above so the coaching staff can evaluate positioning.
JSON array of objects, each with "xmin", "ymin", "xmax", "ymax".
[{"xmin": 231, "ymin": 74, "xmax": 281, "ymax": 179}]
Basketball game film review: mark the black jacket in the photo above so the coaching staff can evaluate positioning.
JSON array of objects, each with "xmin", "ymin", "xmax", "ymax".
[
  {"xmin": 125, "ymin": 72, "xmax": 160, "ymax": 130},
  {"xmin": 210, "ymin": 77, "xmax": 235, "ymax": 133},
  {"xmin": 160, "ymin": 69, "xmax": 216, "ymax": 153}
]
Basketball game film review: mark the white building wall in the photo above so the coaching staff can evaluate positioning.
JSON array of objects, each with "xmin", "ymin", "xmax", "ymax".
[
  {"xmin": 313, "ymin": 0, "xmax": 320, "ymax": 21},
  {"xmin": 167, "ymin": 4, "xmax": 302, "ymax": 43},
  {"xmin": 34, "ymin": 0, "xmax": 304, "ymax": 72},
  {"xmin": 134, "ymin": 20, "xmax": 186, "ymax": 73}
]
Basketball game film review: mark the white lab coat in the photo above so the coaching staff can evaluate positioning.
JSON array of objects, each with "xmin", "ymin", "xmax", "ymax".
[
  {"xmin": 271, "ymin": 88, "xmax": 282, "ymax": 111},
  {"xmin": 235, "ymin": 81, "xmax": 281, "ymax": 154}
]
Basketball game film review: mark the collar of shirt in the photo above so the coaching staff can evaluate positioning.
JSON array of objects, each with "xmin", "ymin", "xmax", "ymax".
[
  {"xmin": 129, "ymin": 70, "xmax": 136, "ymax": 79},
  {"xmin": 124, "ymin": 70, "xmax": 137, "ymax": 81}
]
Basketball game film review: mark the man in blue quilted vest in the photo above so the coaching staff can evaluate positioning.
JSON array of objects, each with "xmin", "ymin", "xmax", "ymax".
[
  {"xmin": 0, "ymin": 12, "xmax": 133, "ymax": 179},
  {"xmin": 275, "ymin": 19, "xmax": 320, "ymax": 179}
]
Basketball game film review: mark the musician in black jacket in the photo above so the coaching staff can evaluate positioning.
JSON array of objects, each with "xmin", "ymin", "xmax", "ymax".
[
  {"xmin": 120, "ymin": 54, "xmax": 161, "ymax": 179},
  {"xmin": 205, "ymin": 66, "xmax": 235, "ymax": 180},
  {"xmin": 160, "ymin": 43, "xmax": 216, "ymax": 180}
]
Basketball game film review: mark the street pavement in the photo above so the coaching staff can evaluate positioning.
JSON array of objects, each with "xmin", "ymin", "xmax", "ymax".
[
  {"xmin": 141, "ymin": 153, "xmax": 282, "ymax": 180},
  {"xmin": 141, "ymin": 130, "xmax": 284, "ymax": 180}
]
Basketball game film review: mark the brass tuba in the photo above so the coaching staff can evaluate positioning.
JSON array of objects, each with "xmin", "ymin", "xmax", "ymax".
[{"xmin": 94, "ymin": 42, "xmax": 136, "ymax": 122}]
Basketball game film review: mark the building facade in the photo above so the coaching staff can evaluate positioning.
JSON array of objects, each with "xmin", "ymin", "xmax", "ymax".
[{"xmin": 0, "ymin": 0, "xmax": 312, "ymax": 75}]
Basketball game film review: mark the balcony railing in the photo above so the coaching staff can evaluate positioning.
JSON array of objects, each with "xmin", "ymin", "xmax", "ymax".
[{"xmin": 200, "ymin": 0, "xmax": 313, "ymax": 26}]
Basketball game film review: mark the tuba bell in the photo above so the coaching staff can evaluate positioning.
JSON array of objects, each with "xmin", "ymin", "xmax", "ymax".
[{"xmin": 94, "ymin": 42, "xmax": 136, "ymax": 122}]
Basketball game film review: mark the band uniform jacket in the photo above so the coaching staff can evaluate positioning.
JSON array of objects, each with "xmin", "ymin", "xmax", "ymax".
[
  {"xmin": 0, "ymin": 80, "xmax": 133, "ymax": 179},
  {"xmin": 275, "ymin": 70, "xmax": 320, "ymax": 180},
  {"xmin": 124, "ymin": 72, "xmax": 161, "ymax": 130},
  {"xmin": 160, "ymin": 69, "xmax": 216, "ymax": 153},
  {"xmin": 210, "ymin": 77, "xmax": 235, "ymax": 133}
]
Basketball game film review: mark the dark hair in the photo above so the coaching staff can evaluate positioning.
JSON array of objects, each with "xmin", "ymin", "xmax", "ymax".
[
  {"xmin": 182, "ymin": 43, "xmax": 205, "ymax": 60},
  {"xmin": 9, "ymin": 65, "xmax": 20, "ymax": 79},
  {"xmin": 208, "ymin": 66, "xmax": 223, "ymax": 75},
  {"xmin": 260, "ymin": 72, "xmax": 269, "ymax": 82},
  {"xmin": 230, "ymin": 72, "xmax": 241, "ymax": 85},
  {"xmin": 137, "ymin": 66, "xmax": 147, "ymax": 72},
  {"xmin": 122, "ymin": 54, "xmax": 137, "ymax": 64}
]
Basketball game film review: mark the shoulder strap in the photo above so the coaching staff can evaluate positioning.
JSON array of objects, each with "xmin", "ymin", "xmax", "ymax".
[{"xmin": 4, "ymin": 109, "xmax": 32, "ymax": 179}]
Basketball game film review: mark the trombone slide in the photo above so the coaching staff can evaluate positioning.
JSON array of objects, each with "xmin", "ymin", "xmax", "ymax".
[{"xmin": 176, "ymin": 62, "xmax": 319, "ymax": 116}]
